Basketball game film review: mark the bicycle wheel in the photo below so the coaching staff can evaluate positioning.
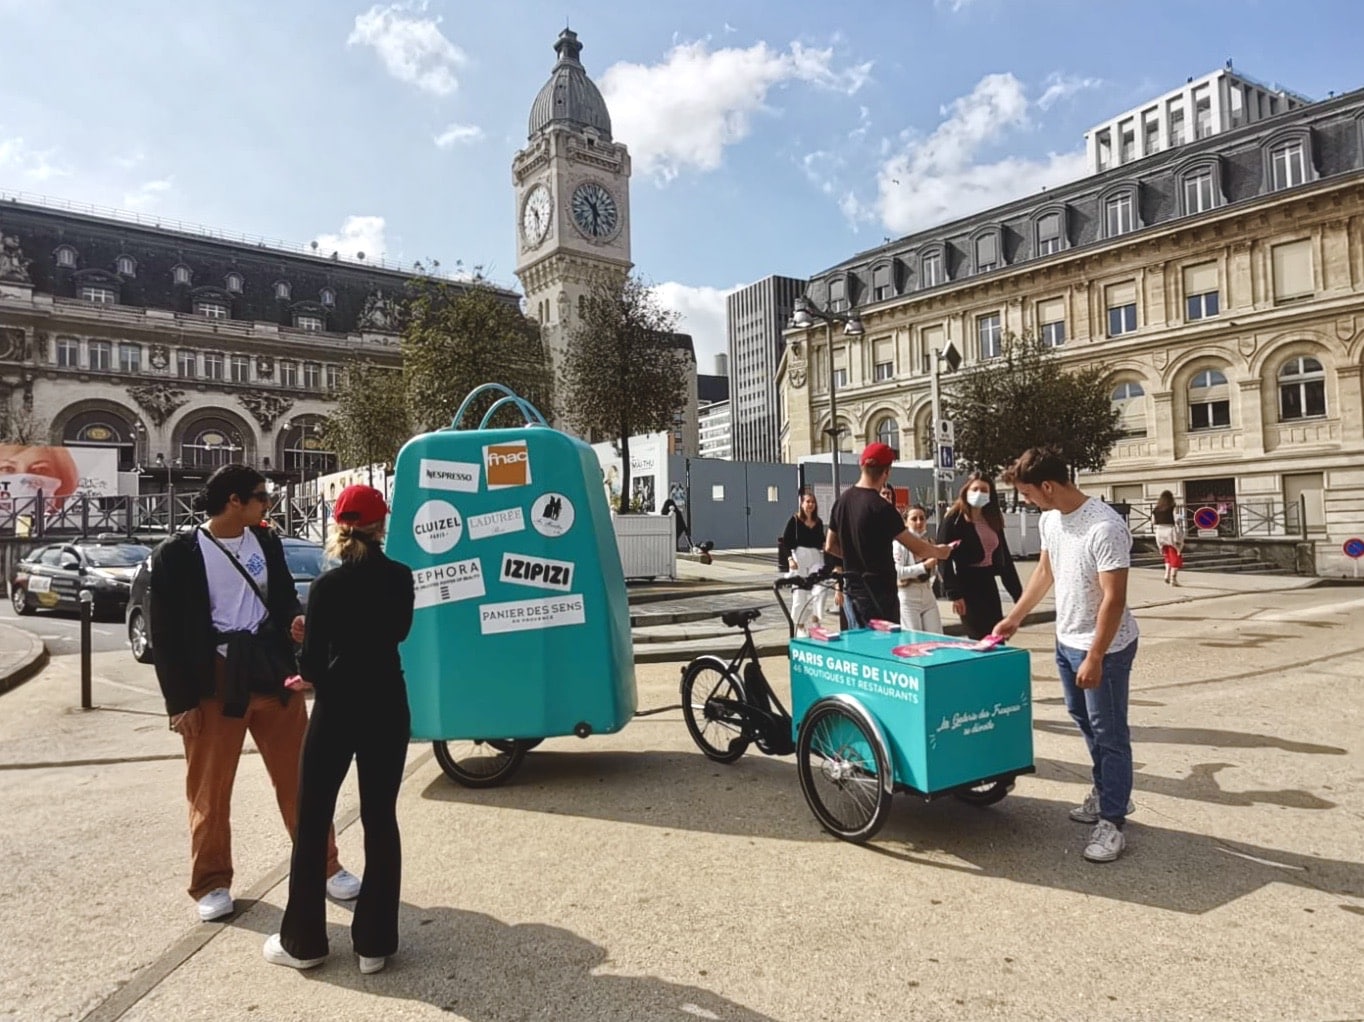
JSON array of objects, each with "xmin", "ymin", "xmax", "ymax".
[
  {"xmin": 952, "ymin": 778, "xmax": 1013, "ymax": 806},
  {"xmin": 797, "ymin": 699, "xmax": 893, "ymax": 843},
  {"xmin": 433, "ymin": 738, "xmax": 530, "ymax": 788},
  {"xmin": 680, "ymin": 659, "xmax": 751, "ymax": 763}
]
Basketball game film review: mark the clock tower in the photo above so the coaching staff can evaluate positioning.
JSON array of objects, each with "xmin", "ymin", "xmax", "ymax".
[{"xmin": 513, "ymin": 28, "xmax": 632, "ymax": 427}]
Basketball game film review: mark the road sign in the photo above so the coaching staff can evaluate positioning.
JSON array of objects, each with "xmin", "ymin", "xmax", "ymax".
[
  {"xmin": 1193, "ymin": 506, "xmax": 1220, "ymax": 531},
  {"xmin": 936, "ymin": 468, "xmax": 956, "ymax": 481},
  {"xmin": 938, "ymin": 445, "xmax": 955, "ymax": 470},
  {"xmin": 935, "ymin": 419, "xmax": 955, "ymax": 444},
  {"xmin": 1343, "ymin": 537, "xmax": 1364, "ymax": 559}
]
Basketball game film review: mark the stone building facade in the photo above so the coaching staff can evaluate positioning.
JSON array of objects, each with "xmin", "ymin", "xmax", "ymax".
[{"xmin": 778, "ymin": 84, "xmax": 1364, "ymax": 575}]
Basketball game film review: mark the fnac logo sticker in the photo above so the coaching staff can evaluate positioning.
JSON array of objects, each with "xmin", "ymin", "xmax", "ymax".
[{"xmin": 484, "ymin": 441, "xmax": 531, "ymax": 489}]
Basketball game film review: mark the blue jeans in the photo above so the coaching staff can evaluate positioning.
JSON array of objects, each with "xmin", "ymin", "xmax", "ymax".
[{"xmin": 1055, "ymin": 640, "xmax": 1137, "ymax": 824}]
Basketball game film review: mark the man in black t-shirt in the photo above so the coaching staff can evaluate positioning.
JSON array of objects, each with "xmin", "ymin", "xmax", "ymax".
[{"xmin": 827, "ymin": 443, "xmax": 954, "ymax": 626}]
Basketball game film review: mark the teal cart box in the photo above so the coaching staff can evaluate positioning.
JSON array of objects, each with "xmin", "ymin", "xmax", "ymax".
[
  {"xmin": 789, "ymin": 628, "xmax": 1033, "ymax": 794},
  {"xmin": 387, "ymin": 392, "xmax": 636, "ymax": 742}
]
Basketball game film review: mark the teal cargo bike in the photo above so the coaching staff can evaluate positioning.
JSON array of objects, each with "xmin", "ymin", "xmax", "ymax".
[
  {"xmin": 387, "ymin": 385, "xmax": 636, "ymax": 787},
  {"xmin": 681, "ymin": 570, "xmax": 1035, "ymax": 842}
]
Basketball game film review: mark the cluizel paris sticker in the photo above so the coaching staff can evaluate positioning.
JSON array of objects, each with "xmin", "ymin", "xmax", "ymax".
[
  {"xmin": 483, "ymin": 440, "xmax": 531, "ymax": 490},
  {"xmin": 412, "ymin": 499, "xmax": 464, "ymax": 554},
  {"xmin": 478, "ymin": 594, "xmax": 586, "ymax": 635},
  {"xmin": 418, "ymin": 458, "xmax": 480, "ymax": 493},
  {"xmin": 530, "ymin": 492, "xmax": 575, "ymax": 537},
  {"xmin": 500, "ymin": 552, "xmax": 574, "ymax": 592},
  {"xmin": 412, "ymin": 557, "xmax": 485, "ymax": 610}
]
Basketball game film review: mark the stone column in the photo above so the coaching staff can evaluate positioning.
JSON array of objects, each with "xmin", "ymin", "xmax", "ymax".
[
  {"xmin": 1152, "ymin": 389, "xmax": 1176, "ymax": 462},
  {"xmin": 1336, "ymin": 364, "xmax": 1364, "ymax": 441},
  {"xmin": 1238, "ymin": 377, "xmax": 1266, "ymax": 457}
]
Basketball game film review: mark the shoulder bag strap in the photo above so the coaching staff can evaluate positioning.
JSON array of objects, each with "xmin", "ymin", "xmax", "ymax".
[{"xmin": 199, "ymin": 527, "xmax": 270, "ymax": 616}]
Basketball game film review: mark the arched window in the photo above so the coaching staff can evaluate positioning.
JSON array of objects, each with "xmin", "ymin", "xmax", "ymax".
[
  {"xmin": 281, "ymin": 419, "xmax": 338, "ymax": 475},
  {"xmin": 274, "ymin": 281, "xmax": 291, "ymax": 300},
  {"xmin": 172, "ymin": 264, "xmax": 192, "ymax": 285},
  {"xmin": 225, "ymin": 272, "xmax": 244, "ymax": 293},
  {"xmin": 180, "ymin": 420, "xmax": 244, "ymax": 469},
  {"xmin": 63, "ymin": 411, "xmax": 137, "ymax": 469},
  {"xmin": 320, "ymin": 287, "xmax": 335, "ymax": 307},
  {"xmin": 1188, "ymin": 368, "xmax": 1230, "ymax": 431},
  {"xmin": 874, "ymin": 417, "xmax": 900, "ymax": 452},
  {"xmin": 1110, "ymin": 381, "xmax": 1147, "ymax": 437},
  {"xmin": 115, "ymin": 255, "xmax": 136, "ymax": 276},
  {"xmin": 54, "ymin": 245, "xmax": 77, "ymax": 268},
  {"xmin": 1278, "ymin": 356, "xmax": 1325, "ymax": 420}
]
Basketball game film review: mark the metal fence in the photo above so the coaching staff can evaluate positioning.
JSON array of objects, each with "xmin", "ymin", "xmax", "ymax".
[
  {"xmin": 1123, "ymin": 497, "xmax": 1306, "ymax": 540},
  {"xmin": 0, "ymin": 492, "xmax": 330, "ymax": 542}
]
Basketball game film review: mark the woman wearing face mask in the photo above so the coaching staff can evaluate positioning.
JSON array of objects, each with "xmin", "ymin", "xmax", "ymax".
[
  {"xmin": 936, "ymin": 474, "xmax": 1022, "ymax": 639},
  {"xmin": 781, "ymin": 491, "xmax": 828, "ymax": 635},
  {"xmin": 894, "ymin": 504, "xmax": 943, "ymax": 634}
]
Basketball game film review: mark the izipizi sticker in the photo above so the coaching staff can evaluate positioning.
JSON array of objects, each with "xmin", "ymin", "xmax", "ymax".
[
  {"xmin": 418, "ymin": 458, "xmax": 480, "ymax": 494},
  {"xmin": 468, "ymin": 506, "xmax": 526, "ymax": 541},
  {"xmin": 483, "ymin": 441, "xmax": 531, "ymax": 489},
  {"xmin": 413, "ymin": 557, "xmax": 485, "ymax": 609},
  {"xmin": 530, "ymin": 492, "xmax": 575, "ymax": 537},
  {"xmin": 478, "ymin": 594, "xmax": 586, "ymax": 635},
  {"xmin": 412, "ymin": 499, "xmax": 464, "ymax": 554},
  {"xmin": 499, "ymin": 552, "xmax": 574, "ymax": 592}
]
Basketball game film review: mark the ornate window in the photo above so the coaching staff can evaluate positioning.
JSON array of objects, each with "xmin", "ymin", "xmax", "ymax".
[
  {"xmin": 88, "ymin": 340, "xmax": 112, "ymax": 371},
  {"xmin": 303, "ymin": 362, "xmax": 322, "ymax": 389},
  {"xmin": 874, "ymin": 417, "xmax": 900, "ymax": 451},
  {"xmin": 281, "ymin": 419, "xmax": 337, "ymax": 474},
  {"xmin": 1176, "ymin": 156, "xmax": 1225, "ymax": 217},
  {"xmin": 274, "ymin": 281, "xmax": 291, "ymax": 300},
  {"xmin": 1278, "ymin": 356, "xmax": 1326, "ymax": 421},
  {"xmin": 280, "ymin": 360, "xmax": 300, "ymax": 388},
  {"xmin": 115, "ymin": 255, "xmax": 136, "ymax": 276},
  {"xmin": 180, "ymin": 420, "xmax": 244, "ymax": 469},
  {"xmin": 177, "ymin": 349, "xmax": 196, "ymax": 378},
  {"xmin": 63, "ymin": 412, "xmax": 136, "ymax": 468},
  {"xmin": 229, "ymin": 354, "xmax": 250, "ymax": 383},
  {"xmin": 54, "ymin": 245, "xmax": 77, "ymax": 268},
  {"xmin": 320, "ymin": 287, "xmax": 335, "ymax": 307},
  {"xmin": 172, "ymin": 264, "xmax": 192, "ymax": 285},
  {"xmin": 920, "ymin": 248, "xmax": 944, "ymax": 288},
  {"xmin": 1110, "ymin": 381, "xmax": 1147, "ymax": 436},
  {"xmin": 972, "ymin": 228, "xmax": 1002, "ymax": 274},
  {"xmin": 1188, "ymin": 369, "xmax": 1231, "ymax": 431},
  {"xmin": 196, "ymin": 301, "xmax": 228, "ymax": 319},
  {"xmin": 79, "ymin": 286, "xmax": 116, "ymax": 304},
  {"xmin": 827, "ymin": 277, "xmax": 847, "ymax": 312},
  {"xmin": 1101, "ymin": 185, "xmax": 1139, "ymax": 238},
  {"xmin": 1262, "ymin": 128, "xmax": 1315, "ymax": 192},
  {"xmin": 203, "ymin": 352, "xmax": 225, "ymax": 381},
  {"xmin": 1034, "ymin": 208, "xmax": 1065, "ymax": 256},
  {"xmin": 295, "ymin": 314, "xmax": 323, "ymax": 332},
  {"xmin": 119, "ymin": 343, "xmax": 141, "ymax": 374},
  {"xmin": 870, "ymin": 263, "xmax": 894, "ymax": 302},
  {"xmin": 225, "ymin": 272, "xmax": 244, "ymax": 293},
  {"xmin": 55, "ymin": 337, "xmax": 80, "ymax": 368}
]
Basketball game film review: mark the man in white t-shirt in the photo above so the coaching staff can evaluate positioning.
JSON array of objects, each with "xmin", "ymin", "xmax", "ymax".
[{"xmin": 993, "ymin": 448, "xmax": 1139, "ymax": 863}]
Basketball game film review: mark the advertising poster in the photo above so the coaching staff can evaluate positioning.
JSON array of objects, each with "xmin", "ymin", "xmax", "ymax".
[
  {"xmin": 0, "ymin": 444, "xmax": 119, "ymax": 502},
  {"xmin": 591, "ymin": 432, "xmax": 670, "ymax": 513}
]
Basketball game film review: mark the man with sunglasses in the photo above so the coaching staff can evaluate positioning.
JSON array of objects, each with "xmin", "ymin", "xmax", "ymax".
[{"xmin": 150, "ymin": 464, "xmax": 360, "ymax": 923}]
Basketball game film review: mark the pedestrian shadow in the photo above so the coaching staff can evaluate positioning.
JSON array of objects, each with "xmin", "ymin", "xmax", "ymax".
[
  {"xmin": 232, "ymin": 901, "xmax": 782, "ymax": 1021},
  {"xmin": 1033, "ymin": 718, "xmax": 1346, "ymax": 755},
  {"xmin": 1032, "ymin": 756, "xmax": 1337, "ymax": 811}
]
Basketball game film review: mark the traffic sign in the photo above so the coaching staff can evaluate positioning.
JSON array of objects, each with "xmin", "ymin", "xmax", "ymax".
[
  {"xmin": 1343, "ymin": 537, "xmax": 1364, "ymax": 559},
  {"xmin": 1193, "ymin": 506, "xmax": 1220, "ymax": 531},
  {"xmin": 935, "ymin": 419, "xmax": 955, "ymax": 444},
  {"xmin": 938, "ymin": 445, "xmax": 955, "ymax": 470},
  {"xmin": 935, "ymin": 468, "xmax": 956, "ymax": 481}
]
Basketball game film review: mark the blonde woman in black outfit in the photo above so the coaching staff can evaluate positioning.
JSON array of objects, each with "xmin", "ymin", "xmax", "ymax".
[
  {"xmin": 936, "ymin": 473, "xmax": 1022, "ymax": 639},
  {"xmin": 264, "ymin": 485, "xmax": 415, "ymax": 976}
]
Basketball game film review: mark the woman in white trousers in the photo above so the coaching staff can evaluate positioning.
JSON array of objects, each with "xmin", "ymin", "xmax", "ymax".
[
  {"xmin": 894, "ymin": 505, "xmax": 944, "ymax": 634},
  {"xmin": 782, "ymin": 492, "xmax": 828, "ymax": 635}
]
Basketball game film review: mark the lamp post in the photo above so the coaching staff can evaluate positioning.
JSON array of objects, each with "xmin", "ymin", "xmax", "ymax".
[
  {"xmin": 928, "ymin": 341, "xmax": 962, "ymax": 521},
  {"xmin": 788, "ymin": 296, "xmax": 865, "ymax": 500}
]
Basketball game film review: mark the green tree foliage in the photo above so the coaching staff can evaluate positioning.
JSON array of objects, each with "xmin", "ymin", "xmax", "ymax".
[
  {"xmin": 561, "ymin": 275, "xmax": 690, "ymax": 513},
  {"xmin": 401, "ymin": 279, "xmax": 553, "ymax": 432},
  {"xmin": 319, "ymin": 361, "xmax": 411, "ymax": 471},
  {"xmin": 943, "ymin": 333, "xmax": 1122, "ymax": 478}
]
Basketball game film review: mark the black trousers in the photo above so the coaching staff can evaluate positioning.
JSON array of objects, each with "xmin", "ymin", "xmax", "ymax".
[
  {"xmin": 279, "ymin": 693, "xmax": 410, "ymax": 960},
  {"xmin": 955, "ymin": 567, "xmax": 1004, "ymax": 640}
]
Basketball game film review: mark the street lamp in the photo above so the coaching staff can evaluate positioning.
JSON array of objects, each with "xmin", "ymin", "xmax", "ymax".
[
  {"xmin": 788, "ymin": 295, "xmax": 865, "ymax": 499},
  {"xmin": 928, "ymin": 341, "xmax": 962, "ymax": 520}
]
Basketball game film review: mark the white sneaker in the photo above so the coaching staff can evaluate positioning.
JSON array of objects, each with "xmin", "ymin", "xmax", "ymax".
[
  {"xmin": 1069, "ymin": 788, "xmax": 1136, "ymax": 824},
  {"xmin": 326, "ymin": 868, "xmax": 362, "ymax": 900},
  {"xmin": 196, "ymin": 888, "xmax": 234, "ymax": 922},
  {"xmin": 263, "ymin": 933, "xmax": 326, "ymax": 970},
  {"xmin": 1084, "ymin": 819, "xmax": 1126, "ymax": 862},
  {"xmin": 358, "ymin": 955, "xmax": 386, "ymax": 975}
]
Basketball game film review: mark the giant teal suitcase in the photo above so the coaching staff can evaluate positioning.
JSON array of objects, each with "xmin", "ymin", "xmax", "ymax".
[{"xmin": 388, "ymin": 385, "xmax": 636, "ymax": 784}]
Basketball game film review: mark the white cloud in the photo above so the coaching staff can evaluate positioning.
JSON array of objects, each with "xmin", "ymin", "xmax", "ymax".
[
  {"xmin": 312, "ymin": 215, "xmax": 387, "ymax": 261},
  {"xmin": 601, "ymin": 39, "xmax": 873, "ymax": 183},
  {"xmin": 1037, "ymin": 72, "xmax": 1104, "ymax": 111},
  {"xmin": 347, "ymin": 1, "xmax": 466, "ymax": 97},
  {"xmin": 123, "ymin": 178, "xmax": 173, "ymax": 211},
  {"xmin": 651, "ymin": 282, "xmax": 742, "ymax": 370},
  {"xmin": 0, "ymin": 135, "xmax": 70, "ymax": 183},
  {"xmin": 433, "ymin": 122, "xmax": 483, "ymax": 148},
  {"xmin": 874, "ymin": 72, "xmax": 1089, "ymax": 234}
]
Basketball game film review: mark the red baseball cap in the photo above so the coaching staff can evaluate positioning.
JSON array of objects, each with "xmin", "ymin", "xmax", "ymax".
[
  {"xmin": 333, "ymin": 484, "xmax": 389, "ymax": 526},
  {"xmin": 860, "ymin": 442, "xmax": 896, "ymax": 467}
]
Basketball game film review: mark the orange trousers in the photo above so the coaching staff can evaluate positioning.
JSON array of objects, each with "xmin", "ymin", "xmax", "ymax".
[{"xmin": 182, "ymin": 692, "xmax": 341, "ymax": 900}]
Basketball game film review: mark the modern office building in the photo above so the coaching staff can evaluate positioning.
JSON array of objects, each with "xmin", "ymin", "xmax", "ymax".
[
  {"xmin": 726, "ymin": 274, "xmax": 805, "ymax": 461},
  {"xmin": 697, "ymin": 361, "xmax": 731, "ymax": 459},
  {"xmin": 779, "ymin": 75, "xmax": 1364, "ymax": 575}
]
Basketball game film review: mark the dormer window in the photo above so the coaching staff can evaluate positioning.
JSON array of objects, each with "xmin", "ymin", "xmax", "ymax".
[
  {"xmin": 1262, "ymin": 128, "xmax": 1316, "ymax": 192},
  {"xmin": 274, "ymin": 281, "xmax": 291, "ymax": 300},
  {"xmin": 1100, "ymin": 184, "xmax": 1141, "ymax": 239},
  {"xmin": 972, "ymin": 229, "xmax": 1001, "ymax": 275},
  {"xmin": 870, "ymin": 263, "xmax": 894, "ymax": 302},
  {"xmin": 225, "ymin": 272, "xmax": 244, "ymax": 293},
  {"xmin": 296, "ymin": 314, "xmax": 323, "ymax": 332},
  {"xmin": 55, "ymin": 245, "xmax": 77, "ymax": 268},
  {"xmin": 827, "ymin": 277, "xmax": 847, "ymax": 312},
  {"xmin": 1176, "ymin": 156, "xmax": 1225, "ymax": 217},
  {"xmin": 320, "ymin": 287, "xmax": 335, "ymax": 307},
  {"xmin": 172, "ymin": 264, "xmax": 192, "ymax": 286},
  {"xmin": 1034, "ymin": 209, "xmax": 1064, "ymax": 256},
  {"xmin": 115, "ymin": 255, "xmax": 136, "ymax": 276},
  {"xmin": 920, "ymin": 249, "xmax": 944, "ymax": 288}
]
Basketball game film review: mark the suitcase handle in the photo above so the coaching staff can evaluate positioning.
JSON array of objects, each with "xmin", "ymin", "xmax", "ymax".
[
  {"xmin": 478, "ymin": 395, "xmax": 549, "ymax": 430},
  {"xmin": 448, "ymin": 384, "xmax": 548, "ymax": 431}
]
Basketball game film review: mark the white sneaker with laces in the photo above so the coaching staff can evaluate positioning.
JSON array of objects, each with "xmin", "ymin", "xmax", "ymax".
[
  {"xmin": 263, "ymin": 933, "xmax": 326, "ymax": 970},
  {"xmin": 196, "ymin": 887, "xmax": 234, "ymax": 922},
  {"xmin": 326, "ymin": 868, "xmax": 362, "ymax": 900},
  {"xmin": 1069, "ymin": 788, "xmax": 1136, "ymax": 824},
  {"xmin": 1084, "ymin": 819, "xmax": 1126, "ymax": 862},
  {"xmin": 359, "ymin": 955, "xmax": 386, "ymax": 974}
]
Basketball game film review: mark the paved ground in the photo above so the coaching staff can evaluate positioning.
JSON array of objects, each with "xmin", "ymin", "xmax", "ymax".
[
  {"xmin": 2, "ymin": 576, "xmax": 1362, "ymax": 1021},
  {"xmin": 0, "ymin": 604, "xmax": 128, "ymax": 658}
]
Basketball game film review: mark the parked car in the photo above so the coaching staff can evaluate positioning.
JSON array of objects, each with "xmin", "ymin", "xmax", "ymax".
[
  {"xmin": 9, "ymin": 540, "xmax": 153, "ymax": 621},
  {"xmin": 126, "ymin": 535, "xmax": 327, "ymax": 664}
]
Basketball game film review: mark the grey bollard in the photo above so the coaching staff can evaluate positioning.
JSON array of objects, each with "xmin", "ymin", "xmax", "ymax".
[{"xmin": 79, "ymin": 589, "xmax": 93, "ymax": 710}]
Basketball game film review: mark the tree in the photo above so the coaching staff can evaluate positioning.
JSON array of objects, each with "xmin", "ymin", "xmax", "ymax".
[
  {"xmin": 943, "ymin": 333, "xmax": 1122, "ymax": 478},
  {"xmin": 561, "ymin": 275, "xmax": 690, "ymax": 513},
  {"xmin": 0, "ymin": 400, "xmax": 44, "ymax": 445},
  {"xmin": 401, "ymin": 279, "xmax": 553, "ymax": 433},
  {"xmin": 320, "ymin": 361, "xmax": 411, "ymax": 474}
]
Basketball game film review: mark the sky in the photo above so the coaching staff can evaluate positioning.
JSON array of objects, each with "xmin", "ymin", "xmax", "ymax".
[{"xmin": 3, "ymin": 0, "xmax": 1363, "ymax": 372}]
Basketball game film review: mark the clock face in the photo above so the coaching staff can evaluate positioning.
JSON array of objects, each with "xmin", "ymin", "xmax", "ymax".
[
  {"xmin": 571, "ymin": 182, "xmax": 619, "ymax": 239},
  {"xmin": 521, "ymin": 185, "xmax": 552, "ymax": 246}
]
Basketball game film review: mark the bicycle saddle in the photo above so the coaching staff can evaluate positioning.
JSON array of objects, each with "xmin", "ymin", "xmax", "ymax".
[{"xmin": 721, "ymin": 608, "xmax": 761, "ymax": 627}]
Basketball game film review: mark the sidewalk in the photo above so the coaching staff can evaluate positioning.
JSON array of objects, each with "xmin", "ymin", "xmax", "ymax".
[{"xmin": 0, "ymin": 621, "xmax": 47, "ymax": 696}]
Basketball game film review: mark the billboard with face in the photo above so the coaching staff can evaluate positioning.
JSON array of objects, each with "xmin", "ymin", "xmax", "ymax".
[{"xmin": 0, "ymin": 444, "xmax": 120, "ymax": 501}]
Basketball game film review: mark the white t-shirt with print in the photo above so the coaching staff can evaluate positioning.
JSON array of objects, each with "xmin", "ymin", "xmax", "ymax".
[
  {"xmin": 1038, "ymin": 498, "xmax": 1139, "ymax": 653},
  {"xmin": 199, "ymin": 527, "xmax": 269, "ymax": 648}
]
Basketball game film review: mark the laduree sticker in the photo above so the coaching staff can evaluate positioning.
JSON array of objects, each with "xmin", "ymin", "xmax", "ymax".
[
  {"xmin": 479, "ymin": 594, "xmax": 585, "ymax": 635},
  {"xmin": 500, "ymin": 552, "xmax": 574, "ymax": 592},
  {"xmin": 418, "ymin": 458, "xmax": 480, "ymax": 494},
  {"xmin": 483, "ymin": 441, "xmax": 531, "ymax": 489},
  {"xmin": 412, "ymin": 499, "xmax": 464, "ymax": 554},
  {"xmin": 530, "ymin": 492, "xmax": 575, "ymax": 537},
  {"xmin": 468, "ymin": 506, "xmax": 526, "ymax": 541},
  {"xmin": 412, "ymin": 557, "xmax": 485, "ymax": 609}
]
